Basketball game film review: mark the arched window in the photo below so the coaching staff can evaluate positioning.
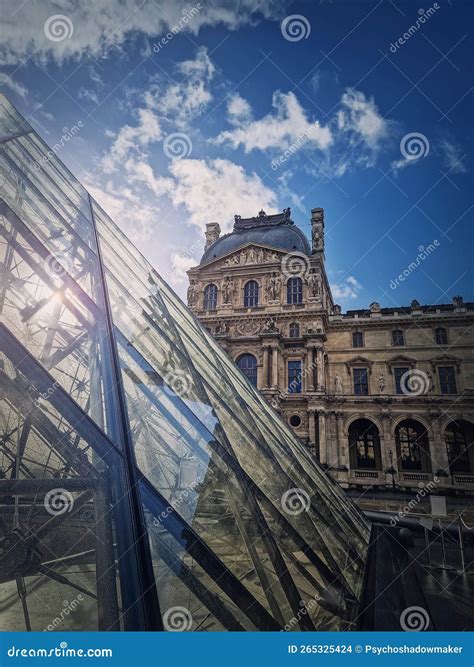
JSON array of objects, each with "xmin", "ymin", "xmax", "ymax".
[
  {"xmin": 349, "ymin": 419, "xmax": 381, "ymax": 470},
  {"xmin": 445, "ymin": 421, "xmax": 473, "ymax": 474},
  {"xmin": 236, "ymin": 353, "xmax": 258, "ymax": 387},
  {"xmin": 244, "ymin": 280, "xmax": 259, "ymax": 308},
  {"xmin": 395, "ymin": 420, "xmax": 431, "ymax": 472},
  {"xmin": 287, "ymin": 277, "xmax": 303, "ymax": 304},
  {"xmin": 435, "ymin": 327, "xmax": 448, "ymax": 345},
  {"xmin": 203, "ymin": 283, "xmax": 217, "ymax": 311},
  {"xmin": 289, "ymin": 322, "xmax": 300, "ymax": 338}
]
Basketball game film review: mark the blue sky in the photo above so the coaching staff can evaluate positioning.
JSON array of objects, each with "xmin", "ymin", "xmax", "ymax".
[{"xmin": 1, "ymin": 0, "xmax": 472, "ymax": 308}]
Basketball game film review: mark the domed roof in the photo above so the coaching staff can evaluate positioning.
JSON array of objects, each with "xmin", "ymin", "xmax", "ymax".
[{"xmin": 200, "ymin": 208, "xmax": 311, "ymax": 264}]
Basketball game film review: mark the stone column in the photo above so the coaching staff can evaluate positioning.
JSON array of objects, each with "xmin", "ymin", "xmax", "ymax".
[
  {"xmin": 316, "ymin": 348, "xmax": 325, "ymax": 391},
  {"xmin": 305, "ymin": 346, "xmax": 315, "ymax": 391},
  {"xmin": 380, "ymin": 413, "xmax": 392, "ymax": 474},
  {"xmin": 262, "ymin": 346, "xmax": 270, "ymax": 389},
  {"xmin": 271, "ymin": 345, "xmax": 279, "ymax": 388},
  {"xmin": 308, "ymin": 408, "xmax": 316, "ymax": 446},
  {"xmin": 429, "ymin": 411, "xmax": 450, "ymax": 476},
  {"xmin": 336, "ymin": 412, "xmax": 347, "ymax": 468},
  {"xmin": 318, "ymin": 410, "xmax": 327, "ymax": 465}
]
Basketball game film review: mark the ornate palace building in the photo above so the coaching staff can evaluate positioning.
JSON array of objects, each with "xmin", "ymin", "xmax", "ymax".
[{"xmin": 187, "ymin": 207, "xmax": 474, "ymax": 509}]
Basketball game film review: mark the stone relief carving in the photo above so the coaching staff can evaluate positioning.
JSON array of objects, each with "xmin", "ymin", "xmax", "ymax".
[
  {"xmin": 221, "ymin": 276, "xmax": 233, "ymax": 304},
  {"xmin": 215, "ymin": 320, "xmax": 228, "ymax": 335},
  {"xmin": 223, "ymin": 247, "xmax": 279, "ymax": 266},
  {"xmin": 378, "ymin": 374, "xmax": 386, "ymax": 393},
  {"xmin": 187, "ymin": 279, "xmax": 197, "ymax": 307},
  {"xmin": 266, "ymin": 272, "xmax": 281, "ymax": 301},
  {"xmin": 307, "ymin": 270, "xmax": 321, "ymax": 298},
  {"xmin": 236, "ymin": 320, "xmax": 261, "ymax": 337}
]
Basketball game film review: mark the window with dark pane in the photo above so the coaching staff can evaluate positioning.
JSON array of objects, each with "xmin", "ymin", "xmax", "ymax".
[
  {"xmin": 203, "ymin": 283, "xmax": 217, "ymax": 310},
  {"xmin": 392, "ymin": 329, "xmax": 405, "ymax": 346},
  {"xmin": 288, "ymin": 360, "xmax": 302, "ymax": 393},
  {"xmin": 236, "ymin": 353, "xmax": 258, "ymax": 387},
  {"xmin": 393, "ymin": 367, "xmax": 409, "ymax": 394},
  {"xmin": 352, "ymin": 331, "xmax": 363, "ymax": 348},
  {"xmin": 353, "ymin": 368, "xmax": 369, "ymax": 395},
  {"xmin": 243, "ymin": 280, "xmax": 259, "ymax": 308},
  {"xmin": 289, "ymin": 322, "xmax": 300, "ymax": 338},
  {"xmin": 287, "ymin": 277, "xmax": 303, "ymax": 304},
  {"xmin": 438, "ymin": 366, "xmax": 457, "ymax": 394},
  {"xmin": 435, "ymin": 327, "xmax": 448, "ymax": 345}
]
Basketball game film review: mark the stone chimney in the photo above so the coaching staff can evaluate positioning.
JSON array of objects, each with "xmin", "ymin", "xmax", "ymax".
[
  {"xmin": 205, "ymin": 222, "xmax": 221, "ymax": 249},
  {"xmin": 311, "ymin": 208, "xmax": 324, "ymax": 253}
]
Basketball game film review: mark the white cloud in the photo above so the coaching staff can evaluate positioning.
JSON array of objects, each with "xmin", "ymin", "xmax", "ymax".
[
  {"xmin": 440, "ymin": 139, "xmax": 467, "ymax": 174},
  {"xmin": 168, "ymin": 253, "xmax": 197, "ymax": 285},
  {"xmin": 0, "ymin": 72, "xmax": 27, "ymax": 97},
  {"xmin": 0, "ymin": 0, "xmax": 283, "ymax": 65},
  {"xmin": 227, "ymin": 93, "xmax": 252, "ymax": 125},
  {"xmin": 162, "ymin": 158, "xmax": 278, "ymax": 232},
  {"xmin": 102, "ymin": 108, "xmax": 162, "ymax": 173},
  {"xmin": 331, "ymin": 276, "xmax": 362, "ymax": 300},
  {"xmin": 78, "ymin": 87, "xmax": 99, "ymax": 104},
  {"xmin": 145, "ymin": 48, "xmax": 215, "ymax": 127},
  {"xmin": 339, "ymin": 89, "xmax": 389, "ymax": 154},
  {"xmin": 215, "ymin": 91, "xmax": 332, "ymax": 153}
]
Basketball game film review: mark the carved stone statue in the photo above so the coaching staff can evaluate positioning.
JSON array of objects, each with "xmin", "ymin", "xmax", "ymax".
[
  {"xmin": 307, "ymin": 270, "xmax": 321, "ymax": 297},
  {"xmin": 453, "ymin": 295, "xmax": 464, "ymax": 307},
  {"xmin": 333, "ymin": 304, "xmax": 342, "ymax": 315},
  {"xmin": 378, "ymin": 374, "xmax": 386, "ymax": 393},
  {"xmin": 247, "ymin": 246, "xmax": 257, "ymax": 264},
  {"xmin": 334, "ymin": 373, "xmax": 343, "ymax": 395},
  {"xmin": 187, "ymin": 279, "xmax": 197, "ymax": 307},
  {"xmin": 311, "ymin": 208, "xmax": 324, "ymax": 253},
  {"xmin": 369, "ymin": 301, "xmax": 381, "ymax": 313},
  {"xmin": 267, "ymin": 272, "xmax": 281, "ymax": 301},
  {"xmin": 411, "ymin": 299, "xmax": 420, "ymax": 309},
  {"xmin": 264, "ymin": 317, "xmax": 278, "ymax": 333},
  {"xmin": 215, "ymin": 320, "xmax": 228, "ymax": 335},
  {"xmin": 221, "ymin": 276, "xmax": 233, "ymax": 304}
]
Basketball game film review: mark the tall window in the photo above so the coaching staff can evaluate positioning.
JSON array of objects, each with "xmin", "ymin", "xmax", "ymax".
[
  {"xmin": 445, "ymin": 421, "xmax": 472, "ymax": 473},
  {"xmin": 396, "ymin": 420, "xmax": 429, "ymax": 471},
  {"xmin": 435, "ymin": 327, "xmax": 448, "ymax": 345},
  {"xmin": 392, "ymin": 329, "xmax": 405, "ymax": 346},
  {"xmin": 353, "ymin": 368, "xmax": 369, "ymax": 395},
  {"xmin": 393, "ymin": 367, "xmax": 409, "ymax": 395},
  {"xmin": 243, "ymin": 280, "xmax": 259, "ymax": 308},
  {"xmin": 289, "ymin": 322, "xmax": 300, "ymax": 338},
  {"xmin": 438, "ymin": 366, "xmax": 457, "ymax": 394},
  {"xmin": 352, "ymin": 331, "xmax": 363, "ymax": 348},
  {"xmin": 349, "ymin": 419, "xmax": 380, "ymax": 469},
  {"xmin": 287, "ymin": 277, "xmax": 303, "ymax": 304},
  {"xmin": 288, "ymin": 360, "xmax": 302, "ymax": 393},
  {"xmin": 236, "ymin": 354, "xmax": 257, "ymax": 387},
  {"xmin": 203, "ymin": 283, "xmax": 217, "ymax": 311}
]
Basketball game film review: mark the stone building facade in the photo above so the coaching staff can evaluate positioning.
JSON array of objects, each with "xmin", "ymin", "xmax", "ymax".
[{"xmin": 187, "ymin": 208, "xmax": 474, "ymax": 507}]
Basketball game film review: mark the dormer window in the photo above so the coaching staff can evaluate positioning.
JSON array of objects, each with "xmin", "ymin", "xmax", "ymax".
[
  {"xmin": 203, "ymin": 283, "xmax": 217, "ymax": 311},
  {"xmin": 244, "ymin": 280, "xmax": 259, "ymax": 308},
  {"xmin": 287, "ymin": 277, "xmax": 303, "ymax": 304}
]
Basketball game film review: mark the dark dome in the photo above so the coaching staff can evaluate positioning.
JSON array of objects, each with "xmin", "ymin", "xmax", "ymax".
[{"xmin": 201, "ymin": 209, "xmax": 311, "ymax": 264}]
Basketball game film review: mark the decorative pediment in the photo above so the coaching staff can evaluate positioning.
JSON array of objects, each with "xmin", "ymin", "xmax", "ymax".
[
  {"xmin": 198, "ymin": 243, "xmax": 285, "ymax": 270},
  {"xmin": 345, "ymin": 356, "xmax": 374, "ymax": 374},
  {"xmin": 429, "ymin": 354, "xmax": 461, "ymax": 371},
  {"xmin": 387, "ymin": 355, "xmax": 417, "ymax": 368}
]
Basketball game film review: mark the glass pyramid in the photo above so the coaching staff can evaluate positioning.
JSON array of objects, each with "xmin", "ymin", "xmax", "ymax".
[{"xmin": 0, "ymin": 94, "xmax": 370, "ymax": 632}]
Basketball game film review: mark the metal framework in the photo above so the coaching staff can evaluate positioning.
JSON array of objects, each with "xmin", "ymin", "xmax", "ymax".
[{"xmin": 0, "ymin": 94, "xmax": 370, "ymax": 632}]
